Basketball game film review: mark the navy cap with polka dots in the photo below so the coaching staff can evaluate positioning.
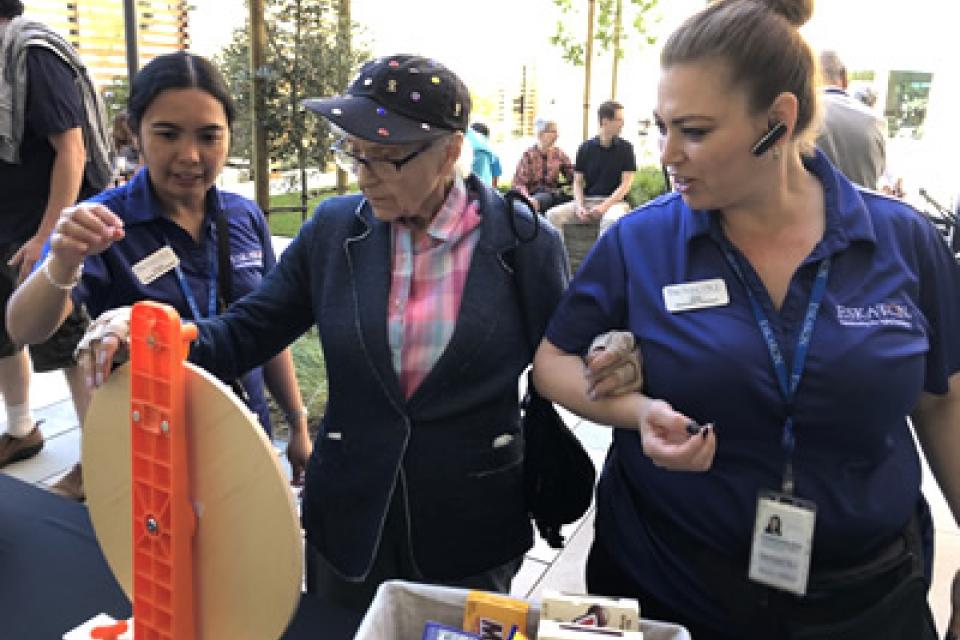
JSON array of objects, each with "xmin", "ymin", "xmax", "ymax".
[{"xmin": 303, "ymin": 54, "xmax": 471, "ymax": 144}]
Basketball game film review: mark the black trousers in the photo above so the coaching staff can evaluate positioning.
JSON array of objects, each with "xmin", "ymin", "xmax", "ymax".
[
  {"xmin": 587, "ymin": 524, "xmax": 937, "ymax": 640},
  {"xmin": 586, "ymin": 536, "xmax": 735, "ymax": 640},
  {"xmin": 305, "ymin": 482, "xmax": 523, "ymax": 614}
]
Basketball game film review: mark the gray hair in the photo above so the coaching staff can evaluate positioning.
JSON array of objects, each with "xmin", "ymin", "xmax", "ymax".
[
  {"xmin": 819, "ymin": 50, "xmax": 846, "ymax": 86},
  {"xmin": 534, "ymin": 117, "xmax": 557, "ymax": 135}
]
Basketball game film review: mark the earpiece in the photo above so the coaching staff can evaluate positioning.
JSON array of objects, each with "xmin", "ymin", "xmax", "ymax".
[{"xmin": 750, "ymin": 121, "xmax": 787, "ymax": 157}]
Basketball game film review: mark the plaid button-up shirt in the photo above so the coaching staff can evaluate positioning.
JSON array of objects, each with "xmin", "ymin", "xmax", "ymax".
[
  {"xmin": 511, "ymin": 144, "xmax": 575, "ymax": 198},
  {"xmin": 388, "ymin": 176, "xmax": 482, "ymax": 398}
]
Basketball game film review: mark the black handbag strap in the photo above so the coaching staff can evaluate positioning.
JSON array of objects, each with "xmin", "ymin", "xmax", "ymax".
[
  {"xmin": 504, "ymin": 189, "xmax": 539, "ymax": 246},
  {"xmin": 212, "ymin": 212, "xmax": 250, "ymax": 404},
  {"xmin": 214, "ymin": 211, "xmax": 233, "ymax": 311},
  {"xmin": 502, "ymin": 189, "xmax": 542, "ymax": 352}
]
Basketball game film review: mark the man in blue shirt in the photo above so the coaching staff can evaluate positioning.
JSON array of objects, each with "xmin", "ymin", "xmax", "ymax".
[
  {"xmin": 0, "ymin": 4, "xmax": 107, "ymax": 480},
  {"xmin": 546, "ymin": 100, "xmax": 637, "ymax": 234},
  {"xmin": 466, "ymin": 122, "xmax": 502, "ymax": 188}
]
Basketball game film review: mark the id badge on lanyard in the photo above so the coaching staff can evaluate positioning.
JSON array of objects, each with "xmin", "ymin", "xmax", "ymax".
[
  {"xmin": 749, "ymin": 490, "xmax": 816, "ymax": 595},
  {"xmin": 721, "ymin": 245, "xmax": 831, "ymax": 596}
]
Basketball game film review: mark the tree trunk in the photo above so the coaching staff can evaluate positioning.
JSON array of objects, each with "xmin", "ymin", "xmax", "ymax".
[
  {"xmin": 611, "ymin": 0, "xmax": 622, "ymax": 100},
  {"xmin": 583, "ymin": 0, "xmax": 596, "ymax": 140},
  {"xmin": 249, "ymin": 0, "xmax": 270, "ymax": 214},
  {"xmin": 335, "ymin": 0, "xmax": 351, "ymax": 195}
]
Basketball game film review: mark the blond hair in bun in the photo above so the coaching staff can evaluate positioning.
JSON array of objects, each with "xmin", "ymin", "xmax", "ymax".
[{"xmin": 662, "ymin": 0, "xmax": 820, "ymax": 151}]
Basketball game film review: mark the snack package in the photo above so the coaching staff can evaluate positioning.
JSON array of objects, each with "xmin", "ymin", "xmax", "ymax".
[
  {"xmin": 462, "ymin": 591, "xmax": 530, "ymax": 640},
  {"xmin": 536, "ymin": 619, "xmax": 644, "ymax": 640},
  {"xmin": 422, "ymin": 620, "xmax": 482, "ymax": 640},
  {"xmin": 540, "ymin": 592, "xmax": 640, "ymax": 630}
]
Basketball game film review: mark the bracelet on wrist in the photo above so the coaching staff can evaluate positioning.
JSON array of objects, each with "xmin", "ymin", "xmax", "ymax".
[
  {"xmin": 42, "ymin": 257, "xmax": 83, "ymax": 291},
  {"xmin": 284, "ymin": 406, "xmax": 308, "ymax": 423}
]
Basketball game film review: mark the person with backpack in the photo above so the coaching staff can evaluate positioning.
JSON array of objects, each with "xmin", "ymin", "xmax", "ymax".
[{"xmin": 0, "ymin": 0, "xmax": 110, "ymax": 495}]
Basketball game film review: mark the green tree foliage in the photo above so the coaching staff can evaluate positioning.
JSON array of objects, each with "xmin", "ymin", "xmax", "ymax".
[
  {"xmin": 100, "ymin": 76, "xmax": 130, "ymax": 124},
  {"xmin": 215, "ymin": 0, "xmax": 368, "ymax": 170},
  {"xmin": 550, "ymin": 0, "xmax": 659, "ymax": 66}
]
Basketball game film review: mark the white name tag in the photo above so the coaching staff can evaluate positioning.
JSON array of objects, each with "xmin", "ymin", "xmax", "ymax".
[
  {"xmin": 662, "ymin": 278, "xmax": 729, "ymax": 313},
  {"xmin": 132, "ymin": 246, "xmax": 179, "ymax": 285},
  {"xmin": 748, "ymin": 491, "xmax": 817, "ymax": 595}
]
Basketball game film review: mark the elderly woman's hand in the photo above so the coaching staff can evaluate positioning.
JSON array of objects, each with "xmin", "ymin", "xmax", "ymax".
[
  {"xmin": 75, "ymin": 307, "xmax": 133, "ymax": 389},
  {"xmin": 50, "ymin": 203, "xmax": 125, "ymax": 271},
  {"xmin": 584, "ymin": 330, "xmax": 642, "ymax": 399},
  {"xmin": 637, "ymin": 397, "xmax": 716, "ymax": 472}
]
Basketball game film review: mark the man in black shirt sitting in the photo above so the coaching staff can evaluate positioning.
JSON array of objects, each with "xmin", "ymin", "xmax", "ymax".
[{"xmin": 546, "ymin": 100, "xmax": 637, "ymax": 235}]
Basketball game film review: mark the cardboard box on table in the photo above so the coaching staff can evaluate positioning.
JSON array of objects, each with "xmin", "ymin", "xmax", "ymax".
[{"xmin": 354, "ymin": 580, "xmax": 693, "ymax": 640}]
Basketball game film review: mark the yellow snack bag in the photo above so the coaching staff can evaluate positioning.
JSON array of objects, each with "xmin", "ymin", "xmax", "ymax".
[{"xmin": 462, "ymin": 591, "xmax": 529, "ymax": 640}]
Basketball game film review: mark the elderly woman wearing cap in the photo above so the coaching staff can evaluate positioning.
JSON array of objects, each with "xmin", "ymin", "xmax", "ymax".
[{"xmin": 52, "ymin": 54, "xmax": 640, "ymax": 611}]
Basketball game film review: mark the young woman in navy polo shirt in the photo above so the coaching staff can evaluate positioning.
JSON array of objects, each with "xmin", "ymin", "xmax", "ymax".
[
  {"xmin": 8, "ymin": 52, "xmax": 312, "ymax": 490},
  {"xmin": 534, "ymin": 0, "xmax": 960, "ymax": 638}
]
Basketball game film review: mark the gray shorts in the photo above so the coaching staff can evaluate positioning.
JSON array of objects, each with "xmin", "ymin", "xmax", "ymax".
[{"xmin": 0, "ymin": 241, "xmax": 88, "ymax": 372}]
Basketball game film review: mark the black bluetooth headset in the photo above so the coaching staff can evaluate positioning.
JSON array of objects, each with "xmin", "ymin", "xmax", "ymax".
[{"xmin": 750, "ymin": 120, "xmax": 788, "ymax": 156}]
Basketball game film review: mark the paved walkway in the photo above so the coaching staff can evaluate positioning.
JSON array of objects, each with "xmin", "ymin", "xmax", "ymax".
[{"xmin": 0, "ymin": 237, "xmax": 956, "ymax": 633}]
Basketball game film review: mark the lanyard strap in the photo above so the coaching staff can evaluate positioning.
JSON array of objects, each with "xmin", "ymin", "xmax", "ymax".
[
  {"xmin": 172, "ymin": 239, "xmax": 218, "ymax": 320},
  {"xmin": 721, "ymin": 246, "xmax": 831, "ymax": 493}
]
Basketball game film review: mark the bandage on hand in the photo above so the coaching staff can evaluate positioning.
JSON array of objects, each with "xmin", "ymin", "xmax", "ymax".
[
  {"xmin": 75, "ymin": 307, "xmax": 132, "ymax": 388},
  {"xmin": 584, "ymin": 330, "xmax": 642, "ymax": 398}
]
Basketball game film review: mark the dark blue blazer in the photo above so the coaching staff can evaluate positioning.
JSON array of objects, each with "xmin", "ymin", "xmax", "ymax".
[{"xmin": 191, "ymin": 177, "xmax": 569, "ymax": 579}]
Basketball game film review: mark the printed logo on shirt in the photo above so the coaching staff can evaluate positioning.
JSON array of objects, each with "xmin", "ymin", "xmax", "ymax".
[
  {"xmin": 231, "ymin": 250, "xmax": 263, "ymax": 270},
  {"xmin": 836, "ymin": 301, "xmax": 913, "ymax": 328}
]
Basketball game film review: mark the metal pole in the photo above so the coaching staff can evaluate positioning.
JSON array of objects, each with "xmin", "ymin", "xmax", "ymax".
[
  {"xmin": 611, "ymin": 0, "xmax": 622, "ymax": 100},
  {"xmin": 583, "ymin": 0, "xmax": 596, "ymax": 140},
  {"xmin": 122, "ymin": 0, "xmax": 139, "ymax": 84},
  {"xmin": 249, "ymin": 0, "xmax": 270, "ymax": 213}
]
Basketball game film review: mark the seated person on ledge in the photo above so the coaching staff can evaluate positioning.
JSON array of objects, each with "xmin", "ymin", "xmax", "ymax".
[
  {"xmin": 546, "ymin": 100, "xmax": 636, "ymax": 235},
  {"xmin": 511, "ymin": 117, "xmax": 574, "ymax": 214}
]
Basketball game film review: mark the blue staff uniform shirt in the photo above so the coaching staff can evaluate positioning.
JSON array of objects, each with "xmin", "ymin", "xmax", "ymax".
[
  {"xmin": 72, "ymin": 168, "xmax": 278, "ymax": 434},
  {"xmin": 545, "ymin": 149, "xmax": 960, "ymax": 632}
]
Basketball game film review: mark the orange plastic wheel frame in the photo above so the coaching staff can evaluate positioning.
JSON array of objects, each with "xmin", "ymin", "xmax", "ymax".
[{"xmin": 129, "ymin": 302, "xmax": 199, "ymax": 640}]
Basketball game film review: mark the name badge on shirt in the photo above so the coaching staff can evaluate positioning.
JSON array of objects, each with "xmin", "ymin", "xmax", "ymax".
[
  {"xmin": 132, "ymin": 246, "xmax": 179, "ymax": 285},
  {"xmin": 662, "ymin": 278, "xmax": 729, "ymax": 313},
  {"xmin": 748, "ymin": 491, "xmax": 817, "ymax": 595}
]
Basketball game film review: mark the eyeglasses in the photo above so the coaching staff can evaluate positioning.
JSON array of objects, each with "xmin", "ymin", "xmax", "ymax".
[{"xmin": 330, "ymin": 138, "xmax": 434, "ymax": 175}]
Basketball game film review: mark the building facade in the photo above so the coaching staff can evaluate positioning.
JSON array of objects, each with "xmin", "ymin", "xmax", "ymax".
[{"xmin": 25, "ymin": 0, "xmax": 189, "ymax": 88}]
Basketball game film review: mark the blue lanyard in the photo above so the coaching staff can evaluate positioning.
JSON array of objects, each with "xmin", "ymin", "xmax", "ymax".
[
  {"xmin": 720, "ymin": 245, "xmax": 831, "ymax": 494},
  {"xmin": 171, "ymin": 239, "xmax": 218, "ymax": 320}
]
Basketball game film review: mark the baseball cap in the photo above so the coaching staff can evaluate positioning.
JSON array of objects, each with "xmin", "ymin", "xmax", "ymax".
[{"xmin": 303, "ymin": 54, "xmax": 471, "ymax": 145}]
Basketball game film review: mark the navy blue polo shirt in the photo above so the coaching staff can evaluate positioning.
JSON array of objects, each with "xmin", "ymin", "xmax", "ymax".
[
  {"xmin": 0, "ymin": 47, "xmax": 95, "ymax": 243},
  {"xmin": 72, "ymin": 168, "xmax": 278, "ymax": 434},
  {"xmin": 546, "ymin": 150, "xmax": 960, "ymax": 632},
  {"xmin": 574, "ymin": 136, "xmax": 637, "ymax": 197}
]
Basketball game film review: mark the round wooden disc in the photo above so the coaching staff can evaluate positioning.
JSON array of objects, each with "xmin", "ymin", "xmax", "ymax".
[{"xmin": 83, "ymin": 363, "xmax": 302, "ymax": 639}]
